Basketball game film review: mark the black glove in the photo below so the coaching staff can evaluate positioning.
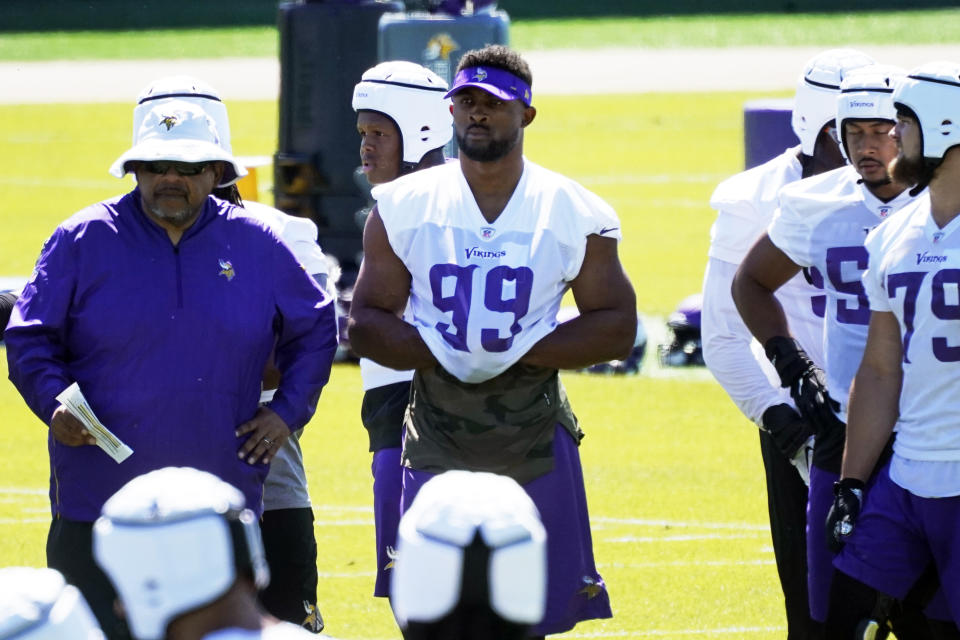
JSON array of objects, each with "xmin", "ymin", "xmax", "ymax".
[
  {"xmin": 826, "ymin": 477, "xmax": 865, "ymax": 553},
  {"xmin": 761, "ymin": 403, "xmax": 814, "ymax": 462},
  {"xmin": 0, "ymin": 291, "xmax": 16, "ymax": 339},
  {"xmin": 764, "ymin": 336, "xmax": 841, "ymax": 434}
]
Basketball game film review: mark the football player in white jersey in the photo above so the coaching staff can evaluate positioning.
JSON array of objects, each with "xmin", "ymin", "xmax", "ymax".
[
  {"xmin": 702, "ymin": 48, "xmax": 874, "ymax": 638},
  {"xmin": 350, "ymin": 61, "xmax": 452, "ymax": 601},
  {"xmin": 732, "ymin": 65, "xmax": 929, "ymax": 632},
  {"xmin": 93, "ymin": 467, "xmax": 338, "ymax": 640},
  {"xmin": 132, "ymin": 76, "xmax": 335, "ymax": 634},
  {"xmin": 824, "ymin": 62, "xmax": 960, "ymax": 637},
  {"xmin": 348, "ymin": 45, "xmax": 636, "ymax": 637}
]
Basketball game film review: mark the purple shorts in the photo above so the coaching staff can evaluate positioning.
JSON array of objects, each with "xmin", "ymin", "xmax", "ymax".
[
  {"xmin": 372, "ymin": 447, "xmax": 403, "ymax": 598},
  {"xmin": 400, "ymin": 425, "xmax": 613, "ymax": 636},
  {"xmin": 834, "ymin": 463, "xmax": 960, "ymax": 623},
  {"xmin": 807, "ymin": 465, "xmax": 839, "ymax": 622}
]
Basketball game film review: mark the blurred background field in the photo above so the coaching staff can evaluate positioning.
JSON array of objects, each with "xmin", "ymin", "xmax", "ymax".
[
  {"xmin": 0, "ymin": 9, "xmax": 949, "ymax": 639},
  {"xmin": 1, "ymin": 9, "xmax": 959, "ymax": 59}
]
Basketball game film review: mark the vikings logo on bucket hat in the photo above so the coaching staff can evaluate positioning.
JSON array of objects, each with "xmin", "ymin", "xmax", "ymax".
[{"xmin": 109, "ymin": 99, "xmax": 246, "ymax": 188}]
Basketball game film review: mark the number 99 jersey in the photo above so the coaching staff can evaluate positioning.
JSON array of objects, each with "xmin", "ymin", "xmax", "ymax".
[
  {"xmin": 769, "ymin": 165, "xmax": 916, "ymax": 421},
  {"xmin": 373, "ymin": 159, "xmax": 622, "ymax": 383},
  {"xmin": 862, "ymin": 190, "xmax": 960, "ymax": 462}
]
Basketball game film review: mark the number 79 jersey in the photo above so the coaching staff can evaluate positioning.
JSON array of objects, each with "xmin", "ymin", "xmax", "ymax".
[
  {"xmin": 863, "ymin": 191, "xmax": 960, "ymax": 460},
  {"xmin": 373, "ymin": 159, "xmax": 622, "ymax": 383}
]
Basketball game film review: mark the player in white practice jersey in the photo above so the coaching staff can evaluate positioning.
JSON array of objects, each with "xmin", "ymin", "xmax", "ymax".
[
  {"xmin": 350, "ymin": 60, "xmax": 452, "ymax": 599},
  {"xmin": 348, "ymin": 45, "xmax": 636, "ymax": 637},
  {"xmin": 702, "ymin": 48, "xmax": 874, "ymax": 638},
  {"xmin": 94, "ymin": 467, "xmax": 338, "ymax": 640},
  {"xmin": 133, "ymin": 77, "xmax": 334, "ymax": 633},
  {"xmin": 732, "ymin": 65, "xmax": 942, "ymax": 633},
  {"xmin": 825, "ymin": 62, "xmax": 960, "ymax": 637}
]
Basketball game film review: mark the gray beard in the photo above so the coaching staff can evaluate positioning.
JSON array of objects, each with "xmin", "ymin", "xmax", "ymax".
[{"xmin": 147, "ymin": 203, "xmax": 197, "ymax": 228}]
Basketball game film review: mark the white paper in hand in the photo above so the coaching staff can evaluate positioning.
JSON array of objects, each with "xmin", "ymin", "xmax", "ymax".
[{"xmin": 55, "ymin": 383, "xmax": 133, "ymax": 463}]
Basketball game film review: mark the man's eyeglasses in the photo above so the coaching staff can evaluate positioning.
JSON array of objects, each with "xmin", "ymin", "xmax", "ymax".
[{"xmin": 141, "ymin": 161, "xmax": 212, "ymax": 176}]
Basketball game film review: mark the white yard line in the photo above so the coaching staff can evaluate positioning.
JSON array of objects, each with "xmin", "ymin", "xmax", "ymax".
[
  {"xmin": 593, "ymin": 516, "xmax": 768, "ymax": 531},
  {"xmin": 564, "ymin": 626, "xmax": 784, "ymax": 638},
  {"xmin": 604, "ymin": 532, "xmax": 765, "ymax": 543},
  {"xmin": 0, "ymin": 487, "xmax": 46, "ymax": 495}
]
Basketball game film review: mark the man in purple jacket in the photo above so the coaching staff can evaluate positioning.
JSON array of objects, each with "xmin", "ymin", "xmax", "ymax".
[{"xmin": 5, "ymin": 98, "xmax": 338, "ymax": 640}]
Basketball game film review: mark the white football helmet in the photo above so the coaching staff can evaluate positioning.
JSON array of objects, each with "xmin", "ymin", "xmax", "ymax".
[
  {"xmin": 352, "ymin": 60, "xmax": 453, "ymax": 165},
  {"xmin": 792, "ymin": 49, "xmax": 876, "ymax": 155},
  {"xmin": 836, "ymin": 64, "xmax": 905, "ymax": 160},
  {"xmin": 893, "ymin": 61, "xmax": 960, "ymax": 161},
  {"xmin": 92, "ymin": 467, "xmax": 269, "ymax": 640},
  {"xmin": 0, "ymin": 567, "xmax": 103, "ymax": 640},
  {"xmin": 391, "ymin": 470, "xmax": 546, "ymax": 631},
  {"xmin": 129, "ymin": 76, "xmax": 244, "ymax": 187}
]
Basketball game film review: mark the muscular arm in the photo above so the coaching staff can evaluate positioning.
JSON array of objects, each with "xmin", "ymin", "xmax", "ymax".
[
  {"xmin": 731, "ymin": 233, "xmax": 802, "ymax": 344},
  {"xmin": 347, "ymin": 207, "xmax": 438, "ymax": 370},
  {"xmin": 520, "ymin": 234, "xmax": 636, "ymax": 369},
  {"xmin": 841, "ymin": 310, "xmax": 902, "ymax": 481}
]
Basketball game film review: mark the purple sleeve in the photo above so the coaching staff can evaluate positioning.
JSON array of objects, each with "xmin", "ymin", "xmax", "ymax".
[
  {"xmin": 265, "ymin": 241, "xmax": 339, "ymax": 431},
  {"xmin": 5, "ymin": 227, "xmax": 77, "ymax": 424}
]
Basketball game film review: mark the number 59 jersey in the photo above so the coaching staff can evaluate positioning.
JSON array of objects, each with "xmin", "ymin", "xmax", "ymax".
[
  {"xmin": 768, "ymin": 165, "xmax": 916, "ymax": 420},
  {"xmin": 863, "ymin": 190, "xmax": 960, "ymax": 461},
  {"xmin": 373, "ymin": 159, "xmax": 622, "ymax": 383}
]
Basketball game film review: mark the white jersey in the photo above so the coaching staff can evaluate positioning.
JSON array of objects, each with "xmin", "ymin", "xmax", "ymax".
[
  {"xmin": 702, "ymin": 146, "xmax": 825, "ymax": 425},
  {"xmin": 244, "ymin": 200, "xmax": 335, "ymax": 511},
  {"xmin": 769, "ymin": 166, "xmax": 916, "ymax": 420},
  {"xmin": 359, "ymin": 357, "xmax": 414, "ymax": 391},
  {"xmin": 374, "ymin": 159, "xmax": 621, "ymax": 384},
  {"xmin": 203, "ymin": 622, "xmax": 336, "ymax": 640},
  {"xmin": 863, "ymin": 191, "xmax": 960, "ymax": 496}
]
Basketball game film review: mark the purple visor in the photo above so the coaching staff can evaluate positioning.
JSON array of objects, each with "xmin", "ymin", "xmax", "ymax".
[{"xmin": 444, "ymin": 66, "xmax": 533, "ymax": 106}]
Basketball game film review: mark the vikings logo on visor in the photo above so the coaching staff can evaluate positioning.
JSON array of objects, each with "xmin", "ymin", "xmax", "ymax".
[{"xmin": 445, "ymin": 66, "xmax": 533, "ymax": 106}]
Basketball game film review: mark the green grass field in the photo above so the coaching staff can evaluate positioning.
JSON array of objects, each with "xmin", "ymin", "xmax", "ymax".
[{"xmin": 0, "ymin": 13, "xmax": 886, "ymax": 638}]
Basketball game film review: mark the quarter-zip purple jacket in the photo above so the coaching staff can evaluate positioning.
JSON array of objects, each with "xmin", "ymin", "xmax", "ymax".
[{"xmin": 6, "ymin": 189, "xmax": 338, "ymax": 521}]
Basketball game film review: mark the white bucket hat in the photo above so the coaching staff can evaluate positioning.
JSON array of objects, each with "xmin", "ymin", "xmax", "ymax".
[
  {"xmin": 132, "ymin": 76, "xmax": 232, "ymax": 155},
  {"xmin": 109, "ymin": 99, "xmax": 246, "ymax": 187}
]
